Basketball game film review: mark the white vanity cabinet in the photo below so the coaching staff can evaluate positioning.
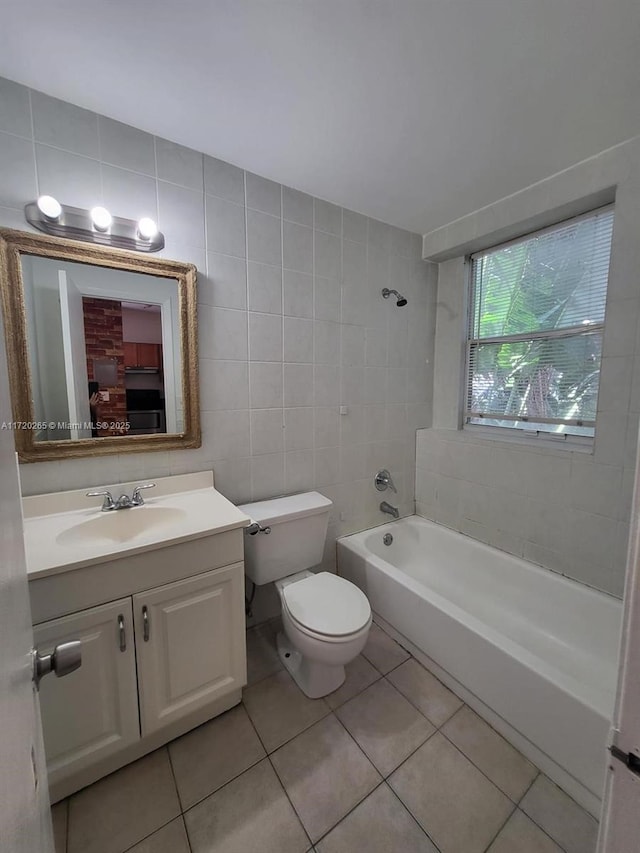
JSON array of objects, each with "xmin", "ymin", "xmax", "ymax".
[
  {"xmin": 34, "ymin": 599, "xmax": 140, "ymax": 784},
  {"xmin": 30, "ymin": 531, "xmax": 247, "ymax": 802},
  {"xmin": 133, "ymin": 564, "xmax": 245, "ymax": 735},
  {"xmin": 24, "ymin": 471, "xmax": 251, "ymax": 802}
]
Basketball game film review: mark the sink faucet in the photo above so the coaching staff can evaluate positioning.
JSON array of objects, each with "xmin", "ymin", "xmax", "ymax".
[
  {"xmin": 380, "ymin": 501, "xmax": 400, "ymax": 519},
  {"xmin": 86, "ymin": 483, "xmax": 156, "ymax": 512}
]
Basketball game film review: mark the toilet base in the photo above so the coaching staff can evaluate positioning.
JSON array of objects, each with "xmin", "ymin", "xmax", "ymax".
[{"xmin": 276, "ymin": 631, "xmax": 346, "ymax": 699}]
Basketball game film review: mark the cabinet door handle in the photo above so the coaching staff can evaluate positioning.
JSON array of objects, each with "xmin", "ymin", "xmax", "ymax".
[
  {"xmin": 142, "ymin": 606, "xmax": 150, "ymax": 642},
  {"xmin": 118, "ymin": 614, "xmax": 126, "ymax": 652}
]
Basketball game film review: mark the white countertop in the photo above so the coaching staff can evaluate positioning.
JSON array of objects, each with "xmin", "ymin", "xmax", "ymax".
[{"xmin": 23, "ymin": 471, "xmax": 250, "ymax": 580}]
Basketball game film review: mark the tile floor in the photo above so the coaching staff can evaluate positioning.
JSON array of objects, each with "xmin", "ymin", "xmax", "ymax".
[{"xmin": 51, "ymin": 619, "xmax": 600, "ymax": 853}]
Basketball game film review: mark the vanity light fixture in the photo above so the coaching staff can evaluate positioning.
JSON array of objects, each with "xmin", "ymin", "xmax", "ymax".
[
  {"xmin": 36, "ymin": 195, "xmax": 62, "ymax": 222},
  {"xmin": 90, "ymin": 206, "xmax": 113, "ymax": 232},
  {"xmin": 24, "ymin": 200, "xmax": 165, "ymax": 252}
]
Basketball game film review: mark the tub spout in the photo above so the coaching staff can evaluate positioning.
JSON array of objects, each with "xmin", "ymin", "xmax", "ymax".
[{"xmin": 380, "ymin": 501, "xmax": 399, "ymax": 519}]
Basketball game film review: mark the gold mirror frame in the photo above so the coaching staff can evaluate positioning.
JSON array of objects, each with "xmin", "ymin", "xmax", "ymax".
[{"xmin": 0, "ymin": 228, "xmax": 201, "ymax": 462}]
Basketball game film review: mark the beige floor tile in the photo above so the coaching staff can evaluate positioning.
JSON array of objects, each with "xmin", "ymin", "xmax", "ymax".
[
  {"xmin": 335, "ymin": 679, "xmax": 435, "ymax": 776},
  {"xmin": 315, "ymin": 783, "xmax": 438, "ymax": 853},
  {"xmin": 184, "ymin": 758, "xmax": 308, "ymax": 853},
  {"xmin": 51, "ymin": 801, "xmax": 67, "ymax": 853},
  {"xmin": 125, "ymin": 817, "xmax": 190, "ymax": 853},
  {"xmin": 169, "ymin": 704, "xmax": 265, "ymax": 809},
  {"xmin": 325, "ymin": 655, "xmax": 381, "ymax": 710},
  {"xmin": 246, "ymin": 618, "xmax": 283, "ymax": 686},
  {"xmin": 442, "ymin": 705, "xmax": 538, "ymax": 801},
  {"xmin": 362, "ymin": 623, "xmax": 410, "ymax": 674},
  {"xmin": 243, "ymin": 670, "xmax": 329, "ymax": 752},
  {"xmin": 487, "ymin": 810, "xmax": 563, "ymax": 853},
  {"xmin": 520, "ymin": 775, "xmax": 599, "ymax": 853},
  {"xmin": 387, "ymin": 658, "xmax": 463, "ymax": 726},
  {"xmin": 389, "ymin": 732, "xmax": 514, "ymax": 853},
  {"xmin": 271, "ymin": 714, "xmax": 381, "ymax": 842},
  {"xmin": 67, "ymin": 748, "xmax": 180, "ymax": 853}
]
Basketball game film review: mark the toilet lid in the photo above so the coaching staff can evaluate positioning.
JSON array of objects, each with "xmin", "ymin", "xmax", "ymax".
[{"xmin": 283, "ymin": 572, "xmax": 371, "ymax": 637}]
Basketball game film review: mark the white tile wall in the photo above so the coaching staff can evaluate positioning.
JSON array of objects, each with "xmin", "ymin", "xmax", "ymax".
[
  {"xmin": 0, "ymin": 78, "xmax": 435, "ymax": 600},
  {"xmin": 418, "ymin": 134, "xmax": 640, "ymax": 598}
]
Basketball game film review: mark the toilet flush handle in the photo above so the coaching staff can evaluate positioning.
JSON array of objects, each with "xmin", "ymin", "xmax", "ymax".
[{"xmin": 245, "ymin": 521, "xmax": 271, "ymax": 535}]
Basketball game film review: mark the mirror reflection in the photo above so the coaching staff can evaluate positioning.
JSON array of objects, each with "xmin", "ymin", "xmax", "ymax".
[{"xmin": 21, "ymin": 255, "xmax": 183, "ymax": 442}]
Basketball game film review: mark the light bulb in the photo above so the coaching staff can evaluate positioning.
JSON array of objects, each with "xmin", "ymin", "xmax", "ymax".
[
  {"xmin": 36, "ymin": 195, "xmax": 62, "ymax": 221},
  {"xmin": 137, "ymin": 217, "xmax": 158, "ymax": 240},
  {"xmin": 90, "ymin": 206, "xmax": 112, "ymax": 232}
]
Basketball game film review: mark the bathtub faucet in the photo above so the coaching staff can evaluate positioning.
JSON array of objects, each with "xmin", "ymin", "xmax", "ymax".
[{"xmin": 380, "ymin": 501, "xmax": 399, "ymax": 519}]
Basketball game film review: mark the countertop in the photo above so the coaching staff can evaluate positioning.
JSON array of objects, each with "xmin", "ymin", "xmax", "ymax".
[{"xmin": 23, "ymin": 471, "xmax": 250, "ymax": 580}]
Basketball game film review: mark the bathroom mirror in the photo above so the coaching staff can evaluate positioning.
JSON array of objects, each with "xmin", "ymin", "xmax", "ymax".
[{"xmin": 0, "ymin": 229, "xmax": 200, "ymax": 462}]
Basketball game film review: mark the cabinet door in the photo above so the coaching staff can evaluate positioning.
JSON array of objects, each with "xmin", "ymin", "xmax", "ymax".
[
  {"xmin": 133, "ymin": 563, "xmax": 246, "ymax": 736},
  {"xmin": 136, "ymin": 342, "xmax": 160, "ymax": 368},
  {"xmin": 122, "ymin": 341, "xmax": 138, "ymax": 367},
  {"xmin": 34, "ymin": 599, "xmax": 139, "ymax": 787}
]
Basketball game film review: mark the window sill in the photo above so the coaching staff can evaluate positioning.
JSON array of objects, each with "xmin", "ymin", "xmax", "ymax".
[{"xmin": 462, "ymin": 423, "xmax": 594, "ymax": 454}]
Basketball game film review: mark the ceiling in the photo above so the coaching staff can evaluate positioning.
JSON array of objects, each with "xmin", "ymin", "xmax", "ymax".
[{"xmin": 2, "ymin": 1, "xmax": 639, "ymax": 234}]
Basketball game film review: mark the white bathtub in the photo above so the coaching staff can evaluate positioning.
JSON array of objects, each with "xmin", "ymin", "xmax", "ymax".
[{"xmin": 337, "ymin": 515, "xmax": 622, "ymax": 816}]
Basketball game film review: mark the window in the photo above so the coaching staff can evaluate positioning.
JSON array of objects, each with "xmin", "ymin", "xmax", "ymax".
[{"xmin": 465, "ymin": 206, "xmax": 614, "ymax": 440}]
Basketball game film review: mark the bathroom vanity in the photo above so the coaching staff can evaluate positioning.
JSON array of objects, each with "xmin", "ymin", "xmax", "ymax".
[{"xmin": 24, "ymin": 472, "xmax": 249, "ymax": 803}]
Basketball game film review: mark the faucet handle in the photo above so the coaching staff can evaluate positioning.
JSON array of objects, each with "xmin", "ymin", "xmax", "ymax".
[
  {"xmin": 86, "ymin": 490, "xmax": 115, "ymax": 511},
  {"xmin": 375, "ymin": 469, "xmax": 397, "ymax": 494},
  {"xmin": 131, "ymin": 483, "xmax": 156, "ymax": 505},
  {"xmin": 245, "ymin": 521, "xmax": 271, "ymax": 536}
]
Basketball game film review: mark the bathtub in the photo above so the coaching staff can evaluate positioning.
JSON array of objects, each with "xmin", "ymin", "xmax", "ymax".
[{"xmin": 337, "ymin": 515, "xmax": 622, "ymax": 816}]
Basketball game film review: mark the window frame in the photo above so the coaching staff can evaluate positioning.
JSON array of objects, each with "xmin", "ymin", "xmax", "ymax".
[{"xmin": 462, "ymin": 204, "xmax": 614, "ymax": 449}]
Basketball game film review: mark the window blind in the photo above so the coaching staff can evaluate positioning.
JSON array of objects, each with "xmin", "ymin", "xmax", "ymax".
[{"xmin": 466, "ymin": 206, "xmax": 614, "ymax": 437}]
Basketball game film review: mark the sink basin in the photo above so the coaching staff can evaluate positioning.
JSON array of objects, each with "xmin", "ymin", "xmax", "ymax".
[{"xmin": 57, "ymin": 506, "xmax": 188, "ymax": 547}]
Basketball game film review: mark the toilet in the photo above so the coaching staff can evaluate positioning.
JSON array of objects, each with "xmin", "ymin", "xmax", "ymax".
[{"xmin": 239, "ymin": 492, "xmax": 372, "ymax": 698}]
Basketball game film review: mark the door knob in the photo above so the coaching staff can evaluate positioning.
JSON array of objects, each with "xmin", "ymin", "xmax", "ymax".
[{"xmin": 32, "ymin": 640, "xmax": 82, "ymax": 689}]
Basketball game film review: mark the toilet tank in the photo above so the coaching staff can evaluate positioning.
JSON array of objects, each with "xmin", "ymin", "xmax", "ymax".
[{"xmin": 238, "ymin": 492, "xmax": 332, "ymax": 585}]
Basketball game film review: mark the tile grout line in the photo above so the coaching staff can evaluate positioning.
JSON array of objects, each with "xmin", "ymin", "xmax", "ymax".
[
  {"xmin": 164, "ymin": 740, "xmax": 187, "ymax": 814},
  {"xmin": 322, "ymin": 692, "xmax": 445, "ymax": 849},
  {"xmin": 377, "ymin": 781, "xmax": 444, "ymax": 853},
  {"xmin": 26, "ymin": 88, "xmax": 39, "ymax": 198},
  {"xmin": 240, "ymin": 696, "xmax": 314, "ymax": 850},
  {"xmin": 177, "ymin": 750, "xmax": 266, "ymax": 817},
  {"xmin": 479, "ymin": 772, "xmax": 545, "ymax": 853},
  {"xmin": 264, "ymin": 751, "xmax": 314, "ymax": 850},
  {"xmin": 243, "ymin": 668, "xmax": 394, "ymax": 850},
  {"xmin": 514, "ymin": 771, "xmax": 576, "ymax": 853},
  {"xmin": 437, "ymin": 722, "xmax": 536, "ymax": 808},
  {"xmin": 386, "ymin": 694, "xmax": 537, "ymax": 819},
  {"xmin": 480, "ymin": 798, "xmax": 519, "ymax": 853},
  {"xmin": 280, "ymin": 183, "xmax": 285, "ymax": 448},
  {"xmin": 244, "ymin": 695, "xmax": 332, "ymax": 757},
  {"xmin": 243, "ymin": 167, "xmax": 254, "ymax": 489},
  {"xmin": 309, "ymin": 777, "xmax": 388, "ymax": 849},
  {"xmin": 331, "ymin": 676, "xmax": 437, "ymax": 778},
  {"xmin": 118, "ymin": 812, "xmax": 186, "ymax": 853},
  {"xmin": 325, "ymin": 667, "xmax": 384, "ymax": 711},
  {"xmin": 312, "ymin": 197, "xmax": 317, "ymax": 483}
]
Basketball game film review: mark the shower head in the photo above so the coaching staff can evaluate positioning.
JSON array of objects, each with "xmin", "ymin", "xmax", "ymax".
[{"xmin": 381, "ymin": 287, "xmax": 408, "ymax": 307}]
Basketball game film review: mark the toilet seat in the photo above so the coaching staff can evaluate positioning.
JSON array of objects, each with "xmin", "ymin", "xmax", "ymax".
[{"xmin": 281, "ymin": 572, "xmax": 371, "ymax": 638}]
